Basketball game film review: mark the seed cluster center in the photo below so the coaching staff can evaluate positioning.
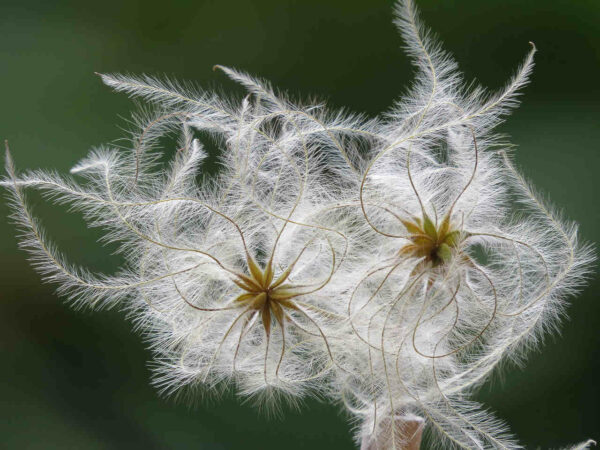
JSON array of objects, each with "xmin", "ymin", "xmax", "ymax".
[
  {"xmin": 400, "ymin": 214, "xmax": 461, "ymax": 267},
  {"xmin": 232, "ymin": 256, "xmax": 300, "ymax": 334}
]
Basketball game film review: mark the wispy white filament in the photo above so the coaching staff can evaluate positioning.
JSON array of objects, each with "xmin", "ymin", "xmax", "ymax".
[{"xmin": 1, "ymin": 1, "xmax": 594, "ymax": 448}]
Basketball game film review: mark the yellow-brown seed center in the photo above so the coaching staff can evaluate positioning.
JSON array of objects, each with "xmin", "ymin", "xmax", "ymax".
[
  {"xmin": 232, "ymin": 256, "xmax": 300, "ymax": 334},
  {"xmin": 399, "ymin": 214, "xmax": 461, "ymax": 267}
]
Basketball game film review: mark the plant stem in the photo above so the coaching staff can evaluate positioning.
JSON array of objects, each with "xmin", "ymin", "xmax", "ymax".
[{"xmin": 360, "ymin": 415, "xmax": 424, "ymax": 450}]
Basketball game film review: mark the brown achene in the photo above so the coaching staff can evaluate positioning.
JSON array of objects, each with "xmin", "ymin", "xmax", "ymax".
[
  {"xmin": 399, "ymin": 214, "xmax": 462, "ymax": 268},
  {"xmin": 232, "ymin": 255, "xmax": 301, "ymax": 335}
]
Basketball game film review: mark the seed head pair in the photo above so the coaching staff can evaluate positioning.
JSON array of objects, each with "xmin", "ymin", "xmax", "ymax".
[{"xmin": 2, "ymin": 1, "xmax": 594, "ymax": 448}]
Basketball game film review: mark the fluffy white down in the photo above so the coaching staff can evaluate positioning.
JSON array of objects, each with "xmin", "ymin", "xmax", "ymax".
[{"xmin": 1, "ymin": 1, "xmax": 594, "ymax": 448}]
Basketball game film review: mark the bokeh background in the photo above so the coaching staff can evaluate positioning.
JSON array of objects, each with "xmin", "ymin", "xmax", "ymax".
[{"xmin": 1, "ymin": 0, "xmax": 598, "ymax": 448}]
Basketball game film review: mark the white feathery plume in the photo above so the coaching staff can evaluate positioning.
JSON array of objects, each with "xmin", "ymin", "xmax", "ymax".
[
  {"xmin": 1, "ymin": 0, "xmax": 594, "ymax": 448},
  {"xmin": 333, "ymin": 1, "xmax": 594, "ymax": 449},
  {"xmin": 2, "ymin": 86, "xmax": 372, "ymax": 403}
]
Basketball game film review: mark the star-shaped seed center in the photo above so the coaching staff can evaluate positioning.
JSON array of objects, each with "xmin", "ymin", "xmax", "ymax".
[
  {"xmin": 232, "ymin": 255, "xmax": 300, "ymax": 334},
  {"xmin": 399, "ymin": 214, "xmax": 462, "ymax": 267}
]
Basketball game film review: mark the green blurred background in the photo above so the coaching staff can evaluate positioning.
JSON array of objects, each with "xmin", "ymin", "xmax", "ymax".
[{"xmin": 0, "ymin": 0, "xmax": 598, "ymax": 448}]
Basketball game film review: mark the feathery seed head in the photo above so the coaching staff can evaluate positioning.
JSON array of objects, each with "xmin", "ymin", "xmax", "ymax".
[{"xmin": 1, "ymin": 0, "xmax": 595, "ymax": 448}]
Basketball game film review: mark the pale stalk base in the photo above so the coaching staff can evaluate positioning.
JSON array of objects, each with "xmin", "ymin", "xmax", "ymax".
[{"xmin": 360, "ymin": 416, "xmax": 424, "ymax": 450}]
